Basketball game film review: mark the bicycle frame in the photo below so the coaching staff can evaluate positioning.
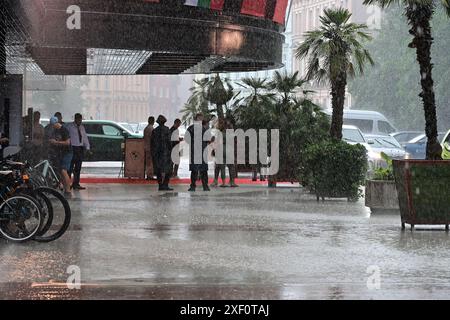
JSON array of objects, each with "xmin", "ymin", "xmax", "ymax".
[{"xmin": 32, "ymin": 160, "xmax": 61, "ymax": 187}]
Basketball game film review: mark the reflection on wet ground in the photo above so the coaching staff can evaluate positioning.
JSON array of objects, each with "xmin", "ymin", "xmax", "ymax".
[{"xmin": 1, "ymin": 184, "xmax": 450, "ymax": 300}]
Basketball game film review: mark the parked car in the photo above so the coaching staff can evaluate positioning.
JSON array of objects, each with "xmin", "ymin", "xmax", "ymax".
[
  {"xmin": 441, "ymin": 130, "xmax": 450, "ymax": 160},
  {"xmin": 128, "ymin": 123, "xmax": 139, "ymax": 133},
  {"xmin": 40, "ymin": 118, "xmax": 50, "ymax": 127},
  {"xmin": 403, "ymin": 132, "xmax": 446, "ymax": 159},
  {"xmin": 364, "ymin": 134, "xmax": 407, "ymax": 159},
  {"xmin": 342, "ymin": 125, "xmax": 368, "ymax": 145},
  {"xmin": 342, "ymin": 125, "xmax": 382, "ymax": 173},
  {"xmin": 390, "ymin": 131, "xmax": 423, "ymax": 145},
  {"xmin": 324, "ymin": 109, "xmax": 397, "ymax": 135},
  {"xmin": 83, "ymin": 120, "xmax": 143, "ymax": 161},
  {"xmin": 118, "ymin": 122, "xmax": 136, "ymax": 134}
]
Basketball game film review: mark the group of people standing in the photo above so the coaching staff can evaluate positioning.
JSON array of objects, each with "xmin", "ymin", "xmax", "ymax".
[
  {"xmin": 143, "ymin": 113, "xmax": 238, "ymax": 192},
  {"xmin": 4, "ymin": 110, "xmax": 241, "ymax": 195},
  {"xmin": 31, "ymin": 111, "xmax": 90, "ymax": 196}
]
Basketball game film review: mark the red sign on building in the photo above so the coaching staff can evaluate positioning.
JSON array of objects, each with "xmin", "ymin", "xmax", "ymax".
[
  {"xmin": 210, "ymin": 0, "xmax": 225, "ymax": 10},
  {"xmin": 273, "ymin": 0, "xmax": 289, "ymax": 24},
  {"xmin": 241, "ymin": 0, "xmax": 267, "ymax": 18}
]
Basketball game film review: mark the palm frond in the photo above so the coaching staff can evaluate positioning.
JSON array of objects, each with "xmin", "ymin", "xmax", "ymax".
[{"xmin": 296, "ymin": 7, "xmax": 374, "ymax": 82}]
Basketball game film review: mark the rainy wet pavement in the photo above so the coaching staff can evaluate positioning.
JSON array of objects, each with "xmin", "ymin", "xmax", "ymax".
[{"xmin": 1, "ymin": 184, "xmax": 450, "ymax": 300}]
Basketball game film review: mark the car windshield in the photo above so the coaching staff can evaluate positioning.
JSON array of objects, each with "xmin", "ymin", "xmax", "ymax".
[
  {"xmin": 392, "ymin": 132, "xmax": 422, "ymax": 143},
  {"xmin": 410, "ymin": 132, "xmax": 446, "ymax": 144},
  {"xmin": 343, "ymin": 128, "xmax": 366, "ymax": 143},
  {"xmin": 409, "ymin": 134, "xmax": 426, "ymax": 144},
  {"xmin": 369, "ymin": 136, "xmax": 402, "ymax": 149},
  {"xmin": 138, "ymin": 123, "xmax": 148, "ymax": 131},
  {"xmin": 119, "ymin": 123, "xmax": 134, "ymax": 133},
  {"xmin": 343, "ymin": 119, "xmax": 373, "ymax": 134},
  {"xmin": 129, "ymin": 123, "xmax": 138, "ymax": 132}
]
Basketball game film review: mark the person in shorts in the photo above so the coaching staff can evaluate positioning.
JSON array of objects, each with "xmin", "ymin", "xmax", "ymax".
[{"xmin": 47, "ymin": 116, "xmax": 73, "ymax": 196}]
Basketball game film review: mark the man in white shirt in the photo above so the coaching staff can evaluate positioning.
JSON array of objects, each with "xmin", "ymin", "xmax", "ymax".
[{"xmin": 67, "ymin": 113, "xmax": 90, "ymax": 190}]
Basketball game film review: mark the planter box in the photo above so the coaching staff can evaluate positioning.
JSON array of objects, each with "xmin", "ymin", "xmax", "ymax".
[
  {"xmin": 393, "ymin": 160, "xmax": 450, "ymax": 230},
  {"xmin": 365, "ymin": 180, "xmax": 399, "ymax": 213}
]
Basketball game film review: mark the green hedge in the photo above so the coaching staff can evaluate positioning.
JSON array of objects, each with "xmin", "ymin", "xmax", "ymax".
[{"xmin": 303, "ymin": 140, "xmax": 368, "ymax": 201}]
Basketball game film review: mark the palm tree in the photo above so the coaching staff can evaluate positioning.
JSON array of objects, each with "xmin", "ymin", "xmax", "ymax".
[
  {"xmin": 296, "ymin": 8, "xmax": 374, "ymax": 140},
  {"xmin": 237, "ymin": 77, "xmax": 275, "ymax": 106},
  {"xmin": 363, "ymin": 0, "xmax": 449, "ymax": 160},
  {"xmin": 206, "ymin": 74, "xmax": 236, "ymax": 121},
  {"xmin": 268, "ymin": 72, "xmax": 324, "ymax": 186},
  {"xmin": 233, "ymin": 77, "xmax": 275, "ymax": 129},
  {"xmin": 269, "ymin": 71, "xmax": 308, "ymax": 106},
  {"xmin": 180, "ymin": 77, "xmax": 212, "ymax": 125},
  {"xmin": 182, "ymin": 75, "xmax": 237, "ymax": 123}
]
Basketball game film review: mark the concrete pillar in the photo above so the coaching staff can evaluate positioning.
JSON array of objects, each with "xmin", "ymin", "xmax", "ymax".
[{"xmin": 0, "ymin": 75, "xmax": 24, "ymax": 146}]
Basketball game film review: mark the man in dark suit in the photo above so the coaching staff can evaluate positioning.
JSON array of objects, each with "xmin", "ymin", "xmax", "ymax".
[
  {"xmin": 186, "ymin": 113, "xmax": 211, "ymax": 192},
  {"xmin": 151, "ymin": 115, "xmax": 173, "ymax": 191}
]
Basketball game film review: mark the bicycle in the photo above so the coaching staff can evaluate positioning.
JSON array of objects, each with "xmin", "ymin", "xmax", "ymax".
[
  {"xmin": 1, "ymin": 158, "xmax": 71, "ymax": 242},
  {"xmin": 29, "ymin": 159, "xmax": 62, "ymax": 190},
  {"xmin": 0, "ymin": 171, "xmax": 43, "ymax": 242}
]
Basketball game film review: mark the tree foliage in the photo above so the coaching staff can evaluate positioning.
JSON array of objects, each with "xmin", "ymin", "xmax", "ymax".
[
  {"xmin": 349, "ymin": 6, "xmax": 450, "ymax": 131},
  {"xmin": 181, "ymin": 75, "xmax": 236, "ymax": 125},
  {"xmin": 296, "ymin": 8, "xmax": 374, "ymax": 140},
  {"xmin": 234, "ymin": 72, "xmax": 330, "ymax": 182}
]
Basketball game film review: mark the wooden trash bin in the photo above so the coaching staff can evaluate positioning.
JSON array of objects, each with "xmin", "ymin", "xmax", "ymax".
[{"xmin": 124, "ymin": 138, "xmax": 145, "ymax": 179}]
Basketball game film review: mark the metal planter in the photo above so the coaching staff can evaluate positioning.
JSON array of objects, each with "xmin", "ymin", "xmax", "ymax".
[
  {"xmin": 365, "ymin": 180, "xmax": 399, "ymax": 214},
  {"xmin": 393, "ymin": 160, "xmax": 450, "ymax": 230}
]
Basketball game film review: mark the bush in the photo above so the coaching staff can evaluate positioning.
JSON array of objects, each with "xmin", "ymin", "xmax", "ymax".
[
  {"xmin": 304, "ymin": 140, "xmax": 368, "ymax": 201},
  {"xmin": 235, "ymin": 99, "xmax": 330, "ymax": 183},
  {"xmin": 276, "ymin": 103, "xmax": 330, "ymax": 182}
]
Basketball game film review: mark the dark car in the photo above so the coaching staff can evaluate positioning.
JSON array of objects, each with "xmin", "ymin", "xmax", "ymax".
[
  {"xmin": 390, "ymin": 131, "xmax": 423, "ymax": 145},
  {"xmin": 83, "ymin": 120, "xmax": 143, "ymax": 161},
  {"xmin": 403, "ymin": 132, "xmax": 446, "ymax": 159}
]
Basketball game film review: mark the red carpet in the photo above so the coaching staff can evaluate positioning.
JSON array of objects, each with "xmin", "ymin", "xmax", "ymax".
[{"xmin": 80, "ymin": 177, "xmax": 269, "ymax": 185}]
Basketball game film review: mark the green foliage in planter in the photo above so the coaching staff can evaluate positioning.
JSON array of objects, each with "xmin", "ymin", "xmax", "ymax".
[
  {"xmin": 234, "ymin": 73, "xmax": 330, "ymax": 182},
  {"xmin": 372, "ymin": 152, "xmax": 395, "ymax": 181},
  {"xmin": 304, "ymin": 140, "xmax": 368, "ymax": 200},
  {"xmin": 288, "ymin": 103, "xmax": 330, "ymax": 182}
]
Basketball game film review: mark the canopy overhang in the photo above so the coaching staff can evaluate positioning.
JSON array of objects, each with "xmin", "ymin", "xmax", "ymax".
[{"xmin": 2, "ymin": 0, "xmax": 285, "ymax": 76}]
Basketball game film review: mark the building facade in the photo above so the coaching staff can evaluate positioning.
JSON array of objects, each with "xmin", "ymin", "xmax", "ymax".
[
  {"xmin": 81, "ymin": 75, "xmax": 193, "ymax": 124},
  {"xmin": 291, "ymin": 0, "xmax": 382, "ymax": 109}
]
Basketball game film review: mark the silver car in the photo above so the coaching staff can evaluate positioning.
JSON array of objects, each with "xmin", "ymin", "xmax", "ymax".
[{"xmin": 364, "ymin": 134, "xmax": 407, "ymax": 159}]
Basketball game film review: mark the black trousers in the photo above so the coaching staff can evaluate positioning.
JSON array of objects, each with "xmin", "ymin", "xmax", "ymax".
[
  {"xmin": 190, "ymin": 170, "xmax": 208, "ymax": 189},
  {"xmin": 156, "ymin": 173, "xmax": 170, "ymax": 188},
  {"xmin": 69, "ymin": 146, "xmax": 84, "ymax": 186}
]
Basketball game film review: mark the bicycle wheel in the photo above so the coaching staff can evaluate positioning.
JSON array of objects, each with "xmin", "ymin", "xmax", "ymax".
[
  {"xmin": 0, "ymin": 194, "xmax": 43, "ymax": 242},
  {"xmin": 33, "ymin": 187, "xmax": 71, "ymax": 243},
  {"xmin": 29, "ymin": 171, "xmax": 48, "ymax": 188},
  {"xmin": 20, "ymin": 189, "xmax": 54, "ymax": 236},
  {"xmin": 45, "ymin": 174, "xmax": 61, "ymax": 191}
]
